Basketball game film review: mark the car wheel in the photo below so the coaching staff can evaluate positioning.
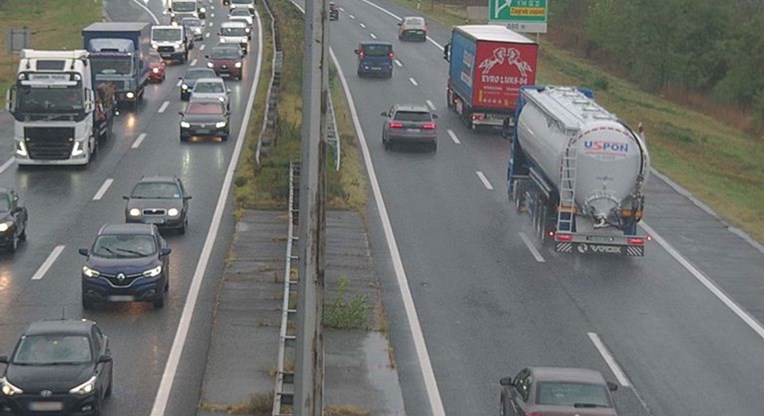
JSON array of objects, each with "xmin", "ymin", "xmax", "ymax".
[
  {"xmin": 431, "ymin": 141, "xmax": 437, "ymax": 152},
  {"xmin": 7, "ymin": 234, "xmax": 18, "ymax": 253},
  {"xmin": 383, "ymin": 139, "xmax": 390, "ymax": 150},
  {"xmin": 19, "ymin": 225, "xmax": 27, "ymax": 241},
  {"xmin": 82, "ymin": 297, "xmax": 94, "ymax": 310},
  {"xmin": 178, "ymin": 219, "xmax": 187, "ymax": 235},
  {"xmin": 220, "ymin": 134, "xmax": 228, "ymax": 142},
  {"xmin": 105, "ymin": 371, "xmax": 113, "ymax": 397},
  {"xmin": 153, "ymin": 291, "xmax": 165, "ymax": 309}
]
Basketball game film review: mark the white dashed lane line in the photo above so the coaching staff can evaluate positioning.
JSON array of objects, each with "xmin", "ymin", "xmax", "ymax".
[
  {"xmin": 476, "ymin": 171, "xmax": 493, "ymax": 190},
  {"xmin": 31, "ymin": 245, "xmax": 65, "ymax": 280},
  {"xmin": 588, "ymin": 332, "xmax": 632, "ymax": 387},
  {"xmin": 394, "ymin": 59, "xmax": 402, "ymax": 67},
  {"xmin": 206, "ymin": 32, "xmax": 211, "ymax": 38},
  {"xmin": 349, "ymin": 14, "xmax": 355, "ymax": 19},
  {"xmin": 409, "ymin": 78, "xmax": 418, "ymax": 86},
  {"xmin": 209, "ymin": 22, "xmax": 214, "ymax": 27},
  {"xmin": 0, "ymin": 158, "xmax": 14, "ymax": 175},
  {"xmin": 158, "ymin": 101, "xmax": 170, "ymax": 113},
  {"xmin": 425, "ymin": 100, "xmax": 436, "ymax": 111},
  {"xmin": 92, "ymin": 178, "xmax": 114, "ymax": 201},
  {"xmin": 519, "ymin": 232, "xmax": 546, "ymax": 262},
  {"xmin": 132, "ymin": 133, "xmax": 147, "ymax": 149},
  {"xmin": 190, "ymin": 58, "xmax": 198, "ymax": 66},
  {"xmin": 447, "ymin": 129, "xmax": 461, "ymax": 144},
  {"xmin": 370, "ymin": 33, "xmax": 377, "ymax": 39},
  {"xmin": 199, "ymin": 44, "xmax": 206, "ymax": 51},
  {"xmin": 360, "ymin": 23, "xmax": 366, "ymax": 28}
]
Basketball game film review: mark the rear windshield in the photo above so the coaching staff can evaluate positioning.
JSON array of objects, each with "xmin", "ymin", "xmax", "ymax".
[
  {"xmin": 394, "ymin": 111, "xmax": 431, "ymax": 122},
  {"xmin": 536, "ymin": 382, "xmax": 612, "ymax": 407},
  {"xmin": 362, "ymin": 44, "xmax": 391, "ymax": 56},
  {"xmin": 186, "ymin": 102, "xmax": 225, "ymax": 115},
  {"xmin": 405, "ymin": 17, "xmax": 425, "ymax": 25}
]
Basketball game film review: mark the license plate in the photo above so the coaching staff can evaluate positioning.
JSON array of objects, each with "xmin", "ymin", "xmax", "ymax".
[
  {"xmin": 108, "ymin": 295, "xmax": 135, "ymax": 302},
  {"xmin": 195, "ymin": 129, "xmax": 211, "ymax": 134},
  {"xmin": 407, "ymin": 128, "xmax": 419, "ymax": 132},
  {"xmin": 586, "ymin": 235, "xmax": 614, "ymax": 243},
  {"xmin": 371, "ymin": 67, "xmax": 381, "ymax": 70},
  {"xmin": 29, "ymin": 402, "xmax": 64, "ymax": 411},
  {"xmin": 146, "ymin": 218, "xmax": 165, "ymax": 224}
]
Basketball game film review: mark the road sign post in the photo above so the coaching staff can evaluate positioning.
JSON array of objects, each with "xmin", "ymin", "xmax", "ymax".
[{"xmin": 488, "ymin": 0, "xmax": 548, "ymax": 34}]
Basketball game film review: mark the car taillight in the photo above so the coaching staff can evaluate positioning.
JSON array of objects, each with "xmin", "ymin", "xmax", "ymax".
[
  {"xmin": 421, "ymin": 123, "xmax": 436, "ymax": 130},
  {"xmin": 388, "ymin": 51, "xmax": 394, "ymax": 60},
  {"xmin": 389, "ymin": 122, "xmax": 403, "ymax": 128},
  {"xmin": 628, "ymin": 237, "xmax": 645, "ymax": 245},
  {"xmin": 472, "ymin": 113, "xmax": 484, "ymax": 120},
  {"xmin": 359, "ymin": 50, "xmax": 364, "ymax": 59},
  {"xmin": 555, "ymin": 233, "xmax": 573, "ymax": 241}
]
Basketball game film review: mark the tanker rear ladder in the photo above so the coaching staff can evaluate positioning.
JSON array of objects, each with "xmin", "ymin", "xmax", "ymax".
[{"xmin": 556, "ymin": 134, "xmax": 579, "ymax": 233}]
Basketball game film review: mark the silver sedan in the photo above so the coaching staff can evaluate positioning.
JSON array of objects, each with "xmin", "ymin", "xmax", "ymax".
[{"xmin": 381, "ymin": 104, "xmax": 438, "ymax": 152}]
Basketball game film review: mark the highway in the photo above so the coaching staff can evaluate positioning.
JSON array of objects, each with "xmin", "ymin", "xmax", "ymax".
[
  {"xmin": 318, "ymin": 1, "xmax": 763, "ymax": 416},
  {"xmin": 0, "ymin": 0, "xmax": 259, "ymax": 414}
]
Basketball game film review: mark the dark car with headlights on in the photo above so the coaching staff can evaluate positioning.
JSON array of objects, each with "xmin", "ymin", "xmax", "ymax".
[
  {"xmin": 147, "ymin": 51, "xmax": 166, "ymax": 83},
  {"xmin": 124, "ymin": 176, "xmax": 191, "ymax": 234},
  {"xmin": 381, "ymin": 104, "xmax": 438, "ymax": 152},
  {"xmin": 206, "ymin": 44, "xmax": 244, "ymax": 80},
  {"xmin": 500, "ymin": 367, "xmax": 620, "ymax": 416},
  {"xmin": 329, "ymin": 2, "xmax": 339, "ymax": 20},
  {"xmin": 182, "ymin": 17, "xmax": 205, "ymax": 41},
  {"xmin": 0, "ymin": 187, "xmax": 28, "ymax": 253},
  {"xmin": 0, "ymin": 319, "xmax": 113, "ymax": 415},
  {"xmin": 179, "ymin": 99, "xmax": 230, "ymax": 142},
  {"xmin": 79, "ymin": 224, "xmax": 171, "ymax": 310},
  {"xmin": 179, "ymin": 67, "xmax": 218, "ymax": 101}
]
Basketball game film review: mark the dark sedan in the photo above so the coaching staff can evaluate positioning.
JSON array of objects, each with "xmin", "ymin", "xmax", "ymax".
[
  {"xmin": 206, "ymin": 44, "xmax": 244, "ymax": 80},
  {"xmin": 124, "ymin": 176, "xmax": 191, "ymax": 234},
  {"xmin": 178, "ymin": 68, "xmax": 218, "ymax": 100},
  {"xmin": 0, "ymin": 187, "xmax": 28, "ymax": 253},
  {"xmin": 500, "ymin": 367, "xmax": 620, "ymax": 416},
  {"xmin": 179, "ymin": 99, "xmax": 230, "ymax": 142},
  {"xmin": 0, "ymin": 319, "xmax": 113, "ymax": 415},
  {"xmin": 79, "ymin": 224, "xmax": 171, "ymax": 310}
]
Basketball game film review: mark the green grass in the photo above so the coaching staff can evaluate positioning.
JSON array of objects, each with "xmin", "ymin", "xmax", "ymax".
[{"xmin": 0, "ymin": 0, "xmax": 104, "ymax": 93}]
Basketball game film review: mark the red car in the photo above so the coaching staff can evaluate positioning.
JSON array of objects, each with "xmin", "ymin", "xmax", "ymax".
[
  {"xmin": 206, "ymin": 44, "xmax": 245, "ymax": 80},
  {"xmin": 147, "ymin": 51, "xmax": 166, "ymax": 83}
]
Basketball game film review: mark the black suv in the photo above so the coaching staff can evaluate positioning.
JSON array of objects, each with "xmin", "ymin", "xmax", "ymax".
[{"xmin": 0, "ymin": 187, "xmax": 28, "ymax": 253}]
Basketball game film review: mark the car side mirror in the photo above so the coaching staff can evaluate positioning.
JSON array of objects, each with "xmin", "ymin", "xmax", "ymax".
[
  {"xmin": 353, "ymin": 49, "xmax": 359, "ymax": 54},
  {"xmin": 380, "ymin": 111, "xmax": 387, "ymax": 116},
  {"xmin": 184, "ymin": 195, "xmax": 192, "ymax": 200},
  {"xmin": 122, "ymin": 195, "xmax": 129, "ymax": 200},
  {"xmin": 205, "ymin": 55, "xmax": 209, "ymax": 59},
  {"xmin": 160, "ymin": 247, "xmax": 172, "ymax": 256},
  {"xmin": 432, "ymin": 114, "xmax": 438, "ymax": 119},
  {"xmin": 98, "ymin": 355, "xmax": 112, "ymax": 363},
  {"xmin": 606, "ymin": 381, "xmax": 618, "ymax": 392},
  {"xmin": 178, "ymin": 111, "xmax": 184, "ymax": 117},
  {"xmin": 397, "ymin": 22, "xmax": 402, "ymax": 26},
  {"xmin": 178, "ymin": 76, "xmax": 183, "ymax": 80},
  {"xmin": 499, "ymin": 377, "xmax": 514, "ymax": 386},
  {"xmin": 78, "ymin": 248, "xmax": 90, "ymax": 256}
]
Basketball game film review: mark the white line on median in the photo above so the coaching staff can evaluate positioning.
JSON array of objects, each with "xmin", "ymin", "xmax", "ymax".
[
  {"xmin": 131, "ymin": 0, "xmax": 159, "ymax": 23},
  {"xmin": 476, "ymin": 171, "xmax": 493, "ymax": 190},
  {"xmin": 588, "ymin": 332, "xmax": 632, "ymax": 387},
  {"xmin": 409, "ymin": 77, "xmax": 418, "ymax": 86},
  {"xmin": 0, "ymin": 158, "xmax": 15, "ymax": 175},
  {"xmin": 92, "ymin": 178, "xmax": 113, "ymax": 201},
  {"xmin": 149, "ymin": 9, "xmax": 263, "ymax": 416},
  {"xmin": 446, "ymin": 129, "xmax": 461, "ymax": 144},
  {"xmin": 158, "ymin": 101, "xmax": 170, "ymax": 113},
  {"xmin": 31, "ymin": 245, "xmax": 65, "ymax": 281},
  {"xmin": 190, "ymin": 58, "xmax": 198, "ymax": 66},
  {"xmin": 640, "ymin": 222, "xmax": 764, "ymax": 337},
  {"xmin": 394, "ymin": 59, "xmax": 402, "ymax": 67},
  {"xmin": 519, "ymin": 232, "xmax": 545, "ymax": 262},
  {"xmin": 360, "ymin": 23, "xmax": 366, "ymax": 28},
  {"xmin": 425, "ymin": 100, "xmax": 436, "ymax": 111},
  {"xmin": 370, "ymin": 33, "xmax": 377, "ymax": 39},
  {"xmin": 132, "ymin": 133, "xmax": 147, "ymax": 149}
]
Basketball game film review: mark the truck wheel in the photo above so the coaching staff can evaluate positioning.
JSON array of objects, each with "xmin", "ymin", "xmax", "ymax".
[
  {"xmin": 446, "ymin": 90, "xmax": 453, "ymax": 109},
  {"xmin": 512, "ymin": 181, "xmax": 524, "ymax": 212}
]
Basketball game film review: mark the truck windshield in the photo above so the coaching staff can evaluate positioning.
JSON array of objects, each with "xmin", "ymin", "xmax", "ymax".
[
  {"xmin": 16, "ymin": 85, "xmax": 84, "ymax": 113},
  {"xmin": 90, "ymin": 57, "xmax": 133, "ymax": 75},
  {"xmin": 152, "ymin": 28, "xmax": 181, "ymax": 41},
  {"xmin": 221, "ymin": 27, "xmax": 246, "ymax": 36},
  {"xmin": 232, "ymin": 0, "xmax": 251, "ymax": 4},
  {"xmin": 173, "ymin": 2, "xmax": 196, "ymax": 12}
]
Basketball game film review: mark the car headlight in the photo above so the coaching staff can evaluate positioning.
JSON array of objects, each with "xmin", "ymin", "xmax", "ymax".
[
  {"xmin": 215, "ymin": 121, "xmax": 227, "ymax": 128},
  {"xmin": 129, "ymin": 208, "xmax": 141, "ymax": 217},
  {"xmin": 152, "ymin": 67, "xmax": 160, "ymax": 73},
  {"xmin": 199, "ymin": 6, "xmax": 206, "ymax": 12},
  {"xmin": 207, "ymin": 62, "xmax": 214, "ymax": 68},
  {"xmin": 180, "ymin": 121, "xmax": 191, "ymax": 128},
  {"xmin": 0, "ymin": 221, "xmax": 12, "ymax": 232},
  {"xmin": 151, "ymin": 41, "xmax": 158, "ymax": 48},
  {"xmin": 82, "ymin": 266, "xmax": 100, "ymax": 278},
  {"xmin": 69, "ymin": 376, "xmax": 96, "ymax": 395},
  {"xmin": 174, "ymin": 42, "xmax": 183, "ymax": 49},
  {"xmin": 71, "ymin": 140, "xmax": 85, "ymax": 157},
  {"xmin": 143, "ymin": 265, "xmax": 162, "ymax": 277},
  {"xmin": 168, "ymin": 208, "xmax": 179, "ymax": 217},
  {"xmin": 182, "ymin": 83, "xmax": 190, "ymax": 90},
  {"xmin": 234, "ymin": 62, "xmax": 242, "ymax": 68},
  {"xmin": 16, "ymin": 140, "xmax": 28, "ymax": 157},
  {"xmin": 218, "ymin": 97, "xmax": 225, "ymax": 102},
  {"xmin": 1, "ymin": 377, "xmax": 23, "ymax": 396},
  {"xmin": 245, "ymin": 28, "xmax": 251, "ymax": 33},
  {"xmin": 126, "ymin": 91, "xmax": 135, "ymax": 99}
]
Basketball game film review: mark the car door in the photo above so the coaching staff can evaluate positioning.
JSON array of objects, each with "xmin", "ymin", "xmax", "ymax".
[
  {"xmin": 9, "ymin": 191, "xmax": 26, "ymax": 237},
  {"xmin": 382, "ymin": 106, "xmax": 395, "ymax": 139},
  {"xmin": 91, "ymin": 326, "xmax": 110, "ymax": 397},
  {"xmin": 508, "ymin": 369, "xmax": 533, "ymax": 416},
  {"xmin": 177, "ymin": 179, "xmax": 189, "ymax": 216}
]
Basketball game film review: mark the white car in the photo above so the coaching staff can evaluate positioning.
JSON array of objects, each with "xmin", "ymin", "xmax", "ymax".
[
  {"xmin": 229, "ymin": 0, "xmax": 254, "ymax": 15},
  {"xmin": 229, "ymin": 8, "xmax": 253, "ymax": 26},
  {"xmin": 218, "ymin": 20, "xmax": 250, "ymax": 54},
  {"xmin": 189, "ymin": 78, "xmax": 230, "ymax": 110}
]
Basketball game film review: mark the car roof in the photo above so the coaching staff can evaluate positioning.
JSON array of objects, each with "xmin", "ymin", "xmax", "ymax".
[
  {"xmin": 182, "ymin": 17, "xmax": 201, "ymax": 22},
  {"xmin": 529, "ymin": 367, "xmax": 607, "ymax": 384},
  {"xmin": 393, "ymin": 104, "xmax": 430, "ymax": 112},
  {"xmin": 188, "ymin": 97, "xmax": 227, "ymax": 106},
  {"xmin": 24, "ymin": 319, "xmax": 95, "ymax": 337},
  {"xmin": 214, "ymin": 42, "xmax": 242, "ymax": 49},
  {"xmin": 404, "ymin": 16, "xmax": 425, "ymax": 22},
  {"xmin": 360, "ymin": 41, "xmax": 393, "ymax": 47},
  {"xmin": 195, "ymin": 77, "xmax": 224, "ymax": 84},
  {"xmin": 98, "ymin": 223, "xmax": 157, "ymax": 236},
  {"xmin": 185, "ymin": 68, "xmax": 216, "ymax": 75},
  {"xmin": 138, "ymin": 175, "xmax": 179, "ymax": 184},
  {"xmin": 221, "ymin": 20, "xmax": 247, "ymax": 27}
]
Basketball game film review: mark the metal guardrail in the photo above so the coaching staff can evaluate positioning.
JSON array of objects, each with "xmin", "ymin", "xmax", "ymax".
[
  {"xmin": 326, "ymin": 94, "xmax": 341, "ymax": 171},
  {"xmin": 256, "ymin": 0, "xmax": 282, "ymax": 164}
]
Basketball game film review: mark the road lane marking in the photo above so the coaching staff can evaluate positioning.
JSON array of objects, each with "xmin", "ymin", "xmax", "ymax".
[
  {"xmin": 199, "ymin": 44, "xmax": 206, "ymax": 51},
  {"xmin": 339, "ymin": 7, "xmax": 345, "ymax": 11},
  {"xmin": 92, "ymin": 178, "xmax": 113, "ymax": 201},
  {"xmin": 158, "ymin": 101, "xmax": 170, "ymax": 113},
  {"xmin": 360, "ymin": 23, "xmax": 366, "ymax": 28},
  {"xmin": 425, "ymin": 100, "xmax": 436, "ymax": 111},
  {"xmin": 131, "ymin": 0, "xmax": 160, "ymax": 23},
  {"xmin": 476, "ymin": 171, "xmax": 493, "ymax": 190},
  {"xmin": 132, "ymin": 133, "xmax": 147, "ymax": 149},
  {"xmin": 0, "ymin": 158, "xmax": 14, "ymax": 175},
  {"xmin": 329, "ymin": 46, "xmax": 447, "ymax": 416},
  {"xmin": 210, "ymin": 12, "xmax": 215, "ymax": 17},
  {"xmin": 640, "ymin": 222, "xmax": 764, "ymax": 337},
  {"xmin": 588, "ymin": 332, "xmax": 632, "ymax": 386},
  {"xmin": 206, "ymin": 32, "xmax": 211, "ymax": 37},
  {"xmin": 349, "ymin": 14, "xmax": 355, "ymax": 19},
  {"xmin": 394, "ymin": 59, "xmax": 402, "ymax": 67},
  {"xmin": 370, "ymin": 33, "xmax": 377, "ymax": 39},
  {"xmin": 190, "ymin": 58, "xmax": 198, "ymax": 66},
  {"xmin": 409, "ymin": 77, "xmax": 418, "ymax": 86},
  {"xmin": 359, "ymin": 0, "xmax": 445, "ymax": 51},
  {"xmin": 31, "ymin": 245, "xmax": 65, "ymax": 280},
  {"xmin": 149, "ymin": 8, "xmax": 263, "ymax": 416},
  {"xmin": 519, "ymin": 232, "xmax": 545, "ymax": 262},
  {"xmin": 446, "ymin": 129, "xmax": 461, "ymax": 144}
]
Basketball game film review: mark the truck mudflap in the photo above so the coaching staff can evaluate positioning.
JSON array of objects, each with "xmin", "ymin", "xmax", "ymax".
[{"xmin": 555, "ymin": 234, "xmax": 647, "ymax": 256}]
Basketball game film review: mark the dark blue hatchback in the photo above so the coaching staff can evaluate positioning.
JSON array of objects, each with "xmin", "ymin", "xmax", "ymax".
[{"xmin": 354, "ymin": 41, "xmax": 394, "ymax": 78}]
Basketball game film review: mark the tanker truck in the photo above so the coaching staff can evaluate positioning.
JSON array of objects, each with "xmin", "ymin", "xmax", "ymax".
[{"xmin": 507, "ymin": 86, "xmax": 650, "ymax": 256}]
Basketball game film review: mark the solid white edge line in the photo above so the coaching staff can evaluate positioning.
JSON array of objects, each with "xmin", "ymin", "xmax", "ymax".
[
  {"xmin": 640, "ymin": 222, "xmax": 764, "ymax": 337},
  {"xmin": 92, "ymin": 178, "xmax": 114, "ymax": 201},
  {"xmin": 360, "ymin": 23, "xmax": 366, "ymax": 28},
  {"xmin": 0, "ymin": 158, "xmax": 15, "ymax": 174},
  {"xmin": 130, "ymin": 0, "xmax": 160, "ymax": 24},
  {"xmin": 190, "ymin": 58, "xmax": 198, "ymax": 66},
  {"xmin": 425, "ymin": 100, "xmax": 436, "ymax": 111},
  {"xmin": 370, "ymin": 33, "xmax": 377, "ymax": 39},
  {"xmin": 330, "ymin": 43, "xmax": 447, "ymax": 416},
  {"xmin": 476, "ymin": 171, "xmax": 493, "ymax": 190},
  {"xmin": 349, "ymin": 14, "xmax": 355, "ymax": 19},
  {"xmin": 148, "ymin": 9, "xmax": 263, "ymax": 416},
  {"xmin": 409, "ymin": 77, "xmax": 418, "ymax": 86},
  {"xmin": 31, "ymin": 245, "xmax": 65, "ymax": 281},
  {"xmin": 158, "ymin": 101, "xmax": 170, "ymax": 113},
  {"xmin": 446, "ymin": 129, "xmax": 461, "ymax": 144},
  {"xmin": 132, "ymin": 133, "xmax": 147, "ymax": 149},
  {"xmin": 519, "ymin": 232, "xmax": 545, "ymax": 263},
  {"xmin": 588, "ymin": 332, "xmax": 632, "ymax": 387}
]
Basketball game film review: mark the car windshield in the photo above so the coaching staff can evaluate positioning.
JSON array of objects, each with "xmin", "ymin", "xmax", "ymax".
[
  {"xmin": 90, "ymin": 57, "xmax": 133, "ymax": 75},
  {"xmin": 231, "ymin": 9, "xmax": 250, "ymax": 16},
  {"xmin": 187, "ymin": 102, "xmax": 225, "ymax": 115},
  {"xmin": 13, "ymin": 335, "xmax": 92, "ymax": 365},
  {"xmin": 92, "ymin": 234, "xmax": 157, "ymax": 258},
  {"xmin": 0, "ymin": 194, "xmax": 11, "ymax": 212},
  {"xmin": 152, "ymin": 28, "xmax": 181, "ymax": 41},
  {"xmin": 221, "ymin": 27, "xmax": 247, "ymax": 36},
  {"xmin": 173, "ymin": 1, "xmax": 196, "ymax": 12},
  {"xmin": 405, "ymin": 17, "xmax": 425, "ymax": 26},
  {"xmin": 536, "ymin": 382, "xmax": 612, "ymax": 407},
  {"xmin": 183, "ymin": 19, "xmax": 202, "ymax": 27},
  {"xmin": 132, "ymin": 182, "xmax": 182, "ymax": 199},
  {"xmin": 211, "ymin": 47, "xmax": 240, "ymax": 59},
  {"xmin": 394, "ymin": 111, "xmax": 431, "ymax": 122},
  {"xmin": 362, "ymin": 44, "xmax": 391, "ymax": 56},
  {"xmin": 194, "ymin": 82, "xmax": 225, "ymax": 93}
]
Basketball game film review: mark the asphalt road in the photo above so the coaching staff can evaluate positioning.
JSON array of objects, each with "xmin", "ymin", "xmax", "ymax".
[
  {"xmin": 0, "ymin": 0, "xmax": 257, "ymax": 414},
  {"xmin": 315, "ymin": 1, "xmax": 763, "ymax": 416}
]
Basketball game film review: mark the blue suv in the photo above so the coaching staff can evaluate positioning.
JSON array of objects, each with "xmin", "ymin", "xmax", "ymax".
[
  {"xmin": 354, "ymin": 41, "xmax": 394, "ymax": 78},
  {"xmin": 79, "ymin": 223, "xmax": 171, "ymax": 310}
]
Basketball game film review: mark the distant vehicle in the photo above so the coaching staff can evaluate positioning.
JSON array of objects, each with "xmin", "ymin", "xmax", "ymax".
[
  {"xmin": 354, "ymin": 41, "xmax": 394, "ymax": 78},
  {"xmin": 229, "ymin": 8, "xmax": 254, "ymax": 27},
  {"xmin": 0, "ymin": 319, "xmax": 113, "ymax": 414},
  {"xmin": 190, "ymin": 77, "xmax": 231, "ymax": 109},
  {"xmin": 182, "ymin": 17, "xmax": 204, "ymax": 41},
  {"xmin": 508, "ymin": 86, "xmax": 650, "ymax": 256},
  {"xmin": 179, "ymin": 99, "xmax": 231, "ymax": 142},
  {"xmin": 124, "ymin": 176, "xmax": 191, "ymax": 233},
  {"xmin": 499, "ymin": 367, "xmax": 619, "ymax": 416},
  {"xmin": 218, "ymin": 20, "xmax": 250, "ymax": 53},
  {"xmin": 179, "ymin": 67, "xmax": 218, "ymax": 100},
  {"xmin": 443, "ymin": 25, "xmax": 538, "ymax": 129},
  {"xmin": 79, "ymin": 223, "xmax": 171, "ymax": 309},
  {"xmin": 222, "ymin": 0, "xmax": 230, "ymax": 6},
  {"xmin": 398, "ymin": 16, "xmax": 427, "ymax": 41},
  {"xmin": 329, "ymin": 2, "xmax": 339, "ymax": 20},
  {"xmin": 169, "ymin": 0, "xmax": 204, "ymax": 20},
  {"xmin": 380, "ymin": 104, "xmax": 437, "ymax": 152},
  {"xmin": 151, "ymin": 25, "xmax": 192, "ymax": 63},
  {"xmin": 147, "ymin": 51, "xmax": 166, "ymax": 82},
  {"xmin": 229, "ymin": 0, "xmax": 255, "ymax": 15},
  {"xmin": 206, "ymin": 44, "xmax": 245, "ymax": 79},
  {"xmin": 0, "ymin": 188, "xmax": 27, "ymax": 253}
]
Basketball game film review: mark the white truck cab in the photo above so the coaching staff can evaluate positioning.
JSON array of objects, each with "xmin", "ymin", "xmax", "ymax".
[
  {"xmin": 151, "ymin": 25, "xmax": 192, "ymax": 63},
  {"xmin": 218, "ymin": 21, "xmax": 250, "ymax": 54}
]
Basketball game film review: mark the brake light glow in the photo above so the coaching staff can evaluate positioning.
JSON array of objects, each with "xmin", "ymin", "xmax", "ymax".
[
  {"xmin": 389, "ymin": 122, "xmax": 403, "ymax": 128},
  {"xmin": 555, "ymin": 233, "xmax": 573, "ymax": 241},
  {"xmin": 388, "ymin": 51, "xmax": 394, "ymax": 60},
  {"xmin": 359, "ymin": 50, "xmax": 364, "ymax": 59},
  {"xmin": 421, "ymin": 123, "xmax": 436, "ymax": 130},
  {"xmin": 472, "ymin": 113, "xmax": 484, "ymax": 121},
  {"xmin": 628, "ymin": 237, "xmax": 645, "ymax": 245}
]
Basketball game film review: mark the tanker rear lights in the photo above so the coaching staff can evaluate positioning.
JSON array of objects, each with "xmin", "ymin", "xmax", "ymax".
[
  {"xmin": 555, "ymin": 233, "xmax": 573, "ymax": 241},
  {"xmin": 472, "ymin": 113, "xmax": 484, "ymax": 121},
  {"xmin": 421, "ymin": 123, "xmax": 436, "ymax": 130},
  {"xmin": 627, "ymin": 237, "xmax": 645, "ymax": 245},
  {"xmin": 388, "ymin": 122, "xmax": 403, "ymax": 129}
]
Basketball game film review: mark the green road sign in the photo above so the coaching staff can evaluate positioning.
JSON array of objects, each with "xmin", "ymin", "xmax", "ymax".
[{"xmin": 488, "ymin": 0, "xmax": 548, "ymax": 33}]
